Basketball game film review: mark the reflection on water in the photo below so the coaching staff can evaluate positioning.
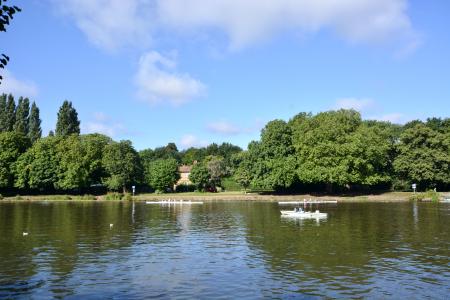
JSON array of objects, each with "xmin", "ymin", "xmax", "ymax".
[{"xmin": 0, "ymin": 201, "xmax": 449, "ymax": 298}]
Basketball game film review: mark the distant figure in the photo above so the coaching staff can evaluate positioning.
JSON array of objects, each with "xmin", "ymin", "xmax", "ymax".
[{"xmin": 23, "ymin": 232, "xmax": 28, "ymax": 236}]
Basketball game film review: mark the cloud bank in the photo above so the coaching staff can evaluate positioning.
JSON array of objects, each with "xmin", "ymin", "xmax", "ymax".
[
  {"xmin": 57, "ymin": 0, "xmax": 418, "ymax": 51},
  {"xmin": 135, "ymin": 51, "xmax": 206, "ymax": 106},
  {"xmin": 0, "ymin": 69, "xmax": 38, "ymax": 98}
]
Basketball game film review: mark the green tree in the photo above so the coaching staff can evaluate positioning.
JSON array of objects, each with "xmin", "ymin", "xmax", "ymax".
[
  {"xmin": 205, "ymin": 155, "xmax": 227, "ymax": 187},
  {"xmin": 394, "ymin": 123, "xmax": 450, "ymax": 189},
  {"xmin": 55, "ymin": 135, "xmax": 89, "ymax": 191},
  {"xmin": 234, "ymin": 167, "xmax": 251, "ymax": 191},
  {"xmin": 0, "ymin": 132, "xmax": 30, "ymax": 188},
  {"xmin": 55, "ymin": 100, "xmax": 80, "ymax": 136},
  {"xmin": 5, "ymin": 94, "xmax": 15, "ymax": 131},
  {"xmin": 242, "ymin": 120, "xmax": 297, "ymax": 191},
  {"xmin": 14, "ymin": 136, "xmax": 59, "ymax": 190},
  {"xmin": 102, "ymin": 140, "xmax": 142, "ymax": 193},
  {"xmin": 81, "ymin": 133, "xmax": 112, "ymax": 185},
  {"xmin": 0, "ymin": 94, "xmax": 6, "ymax": 132},
  {"xmin": 28, "ymin": 102, "xmax": 42, "ymax": 143},
  {"xmin": 147, "ymin": 158, "xmax": 179, "ymax": 192},
  {"xmin": 13, "ymin": 96, "xmax": 29, "ymax": 134},
  {"xmin": 189, "ymin": 162, "xmax": 210, "ymax": 191}
]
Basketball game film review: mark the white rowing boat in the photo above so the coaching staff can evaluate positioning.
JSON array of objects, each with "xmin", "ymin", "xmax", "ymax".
[
  {"xmin": 280, "ymin": 209, "xmax": 327, "ymax": 219},
  {"xmin": 145, "ymin": 200, "xmax": 203, "ymax": 205}
]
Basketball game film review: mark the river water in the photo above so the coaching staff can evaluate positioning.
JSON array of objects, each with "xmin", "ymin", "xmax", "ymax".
[{"xmin": 0, "ymin": 201, "xmax": 449, "ymax": 299}]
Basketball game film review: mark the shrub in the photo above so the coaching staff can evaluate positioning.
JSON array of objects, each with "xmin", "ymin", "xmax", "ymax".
[
  {"xmin": 409, "ymin": 193, "xmax": 424, "ymax": 201},
  {"xmin": 123, "ymin": 193, "xmax": 133, "ymax": 201},
  {"xmin": 425, "ymin": 190, "xmax": 440, "ymax": 202},
  {"xmin": 105, "ymin": 192, "xmax": 123, "ymax": 200},
  {"xmin": 175, "ymin": 184, "xmax": 196, "ymax": 193},
  {"xmin": 222, "ymin": 177, "xmax": 241, "ymax": 191},
  {"xmin": 0, "ymin": 194, "xmax": 3, "ymax": 200}
]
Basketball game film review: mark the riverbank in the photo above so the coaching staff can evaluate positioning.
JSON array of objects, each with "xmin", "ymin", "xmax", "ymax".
[{"xmin": 1, "ymin": 191, "xmax": 448, "ymax": 202}]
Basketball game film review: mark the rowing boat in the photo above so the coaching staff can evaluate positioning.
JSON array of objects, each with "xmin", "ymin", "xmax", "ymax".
[{"xmin": 280, "ymin": 209, "xmax": 327, "ymax": 219}]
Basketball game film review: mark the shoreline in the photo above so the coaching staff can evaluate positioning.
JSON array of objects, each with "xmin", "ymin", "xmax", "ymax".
[{"xmin": 1, "ymin": 191, "xmax": 447, "ymax": 203}]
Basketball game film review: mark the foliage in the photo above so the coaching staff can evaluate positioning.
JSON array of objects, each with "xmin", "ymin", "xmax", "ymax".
[
  {"xmin": 189, "ymin": 162, "xmax": 210, "ymax": 191},
  {"xmin": 104, "ymin": 192, "xmax": 123, "ymax": 200},
  {"xmin": 394, "ymin": 123, "xmax": 450, "ymax": 190},
  {"xmin": 13, "ymin": 96, "xmax": 29, "ymax": 134},
  {"xmin": 205, "ymin": 155, "xmax": 227, "ymax": 187},
  {"xmin": 233, "ymin": 168, "xmax": 251, "ymax": 191},
  {"xmin": 28, "ymin": 102, "xmax": 42, "ymax": 143},
  {"xmin": 0, "ymin": 0, "xmax": 21, "ymax": 84},
  {"xmin": 102, "ymin": 140, "xmax": 142, "ymax": 193},
  {"xmin": 14, "ymin": 136, "xmax": 60, "ymax": 190},
  {"xmin": 0, "ymin": 131, "xmax": 29, "ymax": 188},
  {"xmin": 55, "ymin": 100, "xmax": 80, "ymax": 136},
  {"xmin": 147, "ymin": 158, "xmax": 179, "ymax": 192},
  {"xmin": 222, "ymin": 176, "xmax": 242, "ymax": 191}
]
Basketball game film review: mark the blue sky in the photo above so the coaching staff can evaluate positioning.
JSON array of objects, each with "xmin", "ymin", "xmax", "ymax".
[{"xmin": 1, "ymin": 0, "xmax": 449, "ymax": 150}]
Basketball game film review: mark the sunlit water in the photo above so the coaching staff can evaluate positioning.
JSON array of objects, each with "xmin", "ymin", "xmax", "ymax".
[{"xmin": 0, "ymin": 201, "xmax": 449, "ymax": 299}]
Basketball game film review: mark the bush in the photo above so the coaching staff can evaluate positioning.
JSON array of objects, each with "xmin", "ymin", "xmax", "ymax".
[
  {"xmin": 222, "ymin": 177, "xmax": 241, "ymax": 191},
  {"xmin": 80, "ymin": 194, "xmax": 96, "ymax": 200},
  {"xmin": 123, "ymin": 193, "xmax": 133, "ymax": 201},
  {"xmin": 105, "ymin": 192, "xmax": 123, "ymax": 200},
  {"xmin": 0, "ymin": 194, "xmax": 3, "ymax": 200},
  {"xmin": 425, "ymin": 190, "xmax": 440, "ymax": 202},
  {"xmin": 175, "ymin": 184, "xmax": 196, "ymax": 193},
  {"xmin": 409, "ymin": 193, "xmax": 424, "ymax": 201},
  {"xmin": 391, "ymin": 178, "xmax": 410, "ymax": 191}
]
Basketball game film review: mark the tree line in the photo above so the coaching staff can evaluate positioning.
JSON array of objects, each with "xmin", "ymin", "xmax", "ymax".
[{"xmin": 0, "ymin": 93, "xmax": 449, "ymax": 196}]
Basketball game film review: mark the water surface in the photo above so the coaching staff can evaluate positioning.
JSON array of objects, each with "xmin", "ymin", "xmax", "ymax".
[{"xmin": 0, "ymin": 201, "xmax": 449, "ymax": 298}]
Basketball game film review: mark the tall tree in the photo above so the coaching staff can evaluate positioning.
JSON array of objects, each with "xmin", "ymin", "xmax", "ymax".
[
  {"xmin": 189, "ymin": 162, "xmax": 210, "ymax": 191},
  {"xmin": 5, "ymin": 94, "xmax": 15, "ymax": 131},
  {"xmin": 14, "ymin": 136, "xmax": 59, "ymax": 190},
  {"xmin": 28, "ymin": 101, "xmax": 41, "ymax": 143},
  {"xmin": 55, "ymin": 100, "xmax": 80, "ymax": 136},
  {"xmin": 102, "ymin": 140, "xmax": 142, "ymax": 193},
  {"xmin": 394, "ymin": 123, "xmax": 450, "ymax": 190},
  {"xmin": 0, "ymin": 132, "xmax": 30, "ymax": 188},
  {"xmin": 0, "ymin": 93, "xmax": 6, "ymax": 132},
  {"xmin": 147, "ymin": 158, "xmax": 179, "ymax": 192},
  {"xmin": 13, "ymin": 96, "xmax": 29, "ymax": 135}
]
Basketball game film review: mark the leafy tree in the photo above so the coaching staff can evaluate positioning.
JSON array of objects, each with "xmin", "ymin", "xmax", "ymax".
[
  {"xmin": 205, "ymin": 155, "xmax": 227, "ymax": 187},
  {"xmin": 147, "ymin": 158, "xmax": 179, "ymax": 192},
  {"xmin": 0, "ymin": 94, "xmax": 6, "ymax": 131},
  {"xmin": 28, "ymin": 102, "xmax": 41, "ymax": 143},
  {"xmin": 13, "ymin": 96, "xmax": 29, "ymax": 135},
  {"xmin": 243, "ymin": 120, "xmax": 297, "ymax": 191},
  {"xmin": 14, "ymin": 136, "xmax": 59, "ymax": 190},
  {"xmin": 0, "ymin": 132, "xmax": 30, "ymax": 188},
  {"xmin": 81, "ymin": 134, "xmax": 112, "ymax": 185},
  {"xmin": 181, "ymin": 147, "xmax": 206, "ymax": 164},
  {"xmin": 189, "ymin": 162, "xmax": 210, "ymax": 191},
  {"xmin": 394, "ymin": 123, "xmax": 450, "ymax": 189},
  {"xmin": 234, "ymin": 167, "xmax": 251, "ymax": 191},
  {"xmin": 102, "ymin": 140, "xmax": 142, "ymax": 193},
  {"xmin": 5, "ymin": 94, "xmax": 15, "ymax": 131},
  {"xmin": 55, "ymin": 135, "xmax": 89, "ymax": 190},
  {"xmin": 0, "ymin": 1, "xmax": 21, "ymax": 84},
  {"xmin": 55, "ymin": 100, "xmax": 80, "ymax": 136}
]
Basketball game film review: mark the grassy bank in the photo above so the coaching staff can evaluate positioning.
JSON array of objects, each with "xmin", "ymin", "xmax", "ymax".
[{"xmin": 2, "ymin": 191, "xmax": 448, "ymax": 202}]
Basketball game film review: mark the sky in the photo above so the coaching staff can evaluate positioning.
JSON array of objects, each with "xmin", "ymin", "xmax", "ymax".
[{"xmin": 1, "ymin": 0, "xmax": 449, "ymax": 150}]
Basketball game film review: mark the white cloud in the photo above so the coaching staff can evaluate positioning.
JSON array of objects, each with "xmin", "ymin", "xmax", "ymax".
[
  {"xmin": 334, "ymin": 98, "xmax": 375, "ymax": 112},
  {"xmin": 135, "ymin": 51, "xmax": 206, "ymax": 106},
  {"xmin": 179, "ymin": 134, "xmax": 208, "ymax": 149},
  {"xmin": 55, "ymin": 0, "xmax": 154, "ymax": 51},
  {"xmin": 0, "ymin": 69, "xmax": 38, "ymax": 97},
  {"xmin": 157, "ymin": 0, "xmax": 419, "ymax": 50},
  {"xmin": 82, "ymin": 112, "xmax": 126, "ymax": 137},
  {"xmin": 56, "ymin": 0, "xmax": 418, "ymax": 51}
]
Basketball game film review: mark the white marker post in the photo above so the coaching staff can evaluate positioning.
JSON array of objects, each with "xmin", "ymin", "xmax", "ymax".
[
  {"xmin": 412, "ymin": 183, "xmax": 417, "ymax": 194},
  {"xmin": 132, "ymin": 185, "xmax": 136, "ymax": 196}
]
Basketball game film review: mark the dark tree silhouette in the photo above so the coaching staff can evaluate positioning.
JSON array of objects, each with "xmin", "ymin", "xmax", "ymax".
[{"xmin": 0, "ymin": 0, "xmax": 21, "ymax": 84}]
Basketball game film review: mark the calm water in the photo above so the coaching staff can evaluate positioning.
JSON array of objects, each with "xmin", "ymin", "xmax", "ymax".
[{"xmin": 0, "ymin": 201, "xmax": 449, "ymax": 299}]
